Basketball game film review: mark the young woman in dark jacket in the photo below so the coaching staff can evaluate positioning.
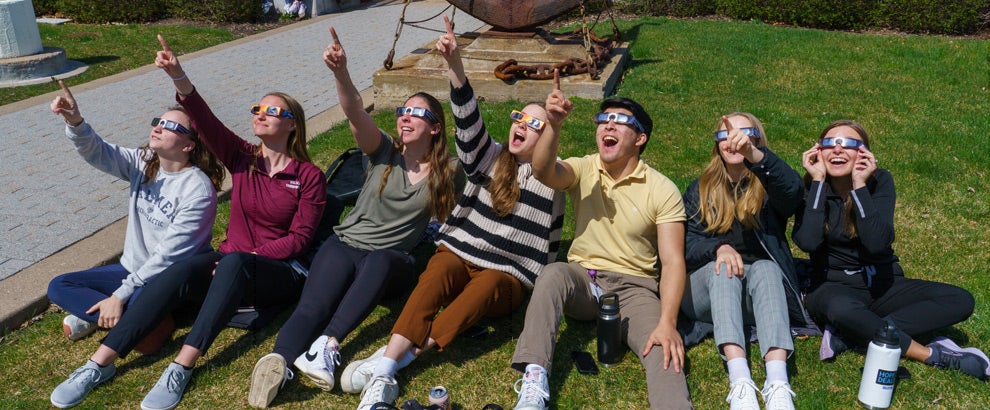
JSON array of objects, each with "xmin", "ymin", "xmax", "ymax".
[
  {"xmin": 793, "ymin": 119, "xmax": 988, "ymax": 381},
  {"xmin": 681, "ymin": 113, "xmax": 805, "ymax": 409}
]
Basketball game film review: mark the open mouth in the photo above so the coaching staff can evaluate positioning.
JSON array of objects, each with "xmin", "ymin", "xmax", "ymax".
[
  {"xmin": 512, "ymin": 130, "xmax": 526, "ymax": 144},
  {"xmin": 602, "ymin": 136, "xmax": 618, "ymax": 147},
  {"xmin": 829, "ymin": 157, "xmax": 848, "ymax": 164}
]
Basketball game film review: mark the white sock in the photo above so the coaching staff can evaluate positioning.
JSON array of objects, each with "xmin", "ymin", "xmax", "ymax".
[
  {"xmin": 765, "ymin": 360, "xmax": 788, "ymax": 385},
  {"xmin": 396, "ymin": 349, "xmax": 417, "ymax": 371},
  {"xmin": 372, "ymin": 357, "xmax": 398, "ymax": 378},
  {"xmin": 726, "ymin": 357, "xmax": 752, "ymax": 383}
]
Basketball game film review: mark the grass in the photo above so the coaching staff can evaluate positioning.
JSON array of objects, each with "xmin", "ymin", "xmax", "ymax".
[
  {"xmin": 3, "ymin": 16, "xmax": 989, "ymax": 409},
  {"xmin": 2, "ymin": 23, "xmax": 236, "ymax": 104}
]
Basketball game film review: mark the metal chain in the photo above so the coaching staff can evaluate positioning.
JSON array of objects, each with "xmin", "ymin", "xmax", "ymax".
[
  {"xmin": 383, "ymin": 2, "xmax": 455, "ymax": 69},
  {"xmin": 493, "ymin": 0, "xmax": 621, "ymax": 81}
]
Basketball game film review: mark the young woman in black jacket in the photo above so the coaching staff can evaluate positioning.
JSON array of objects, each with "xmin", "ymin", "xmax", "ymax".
[
  {"xmin": 793, "ymin": 119, "xmax": 988, "ymax": 381},
  {"xmin": 681, "ymin": 113, "xmax": 805, "ymax": 409}
]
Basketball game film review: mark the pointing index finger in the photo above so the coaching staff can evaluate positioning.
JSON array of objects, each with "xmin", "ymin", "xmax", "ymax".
[
  {"xmin": 329, "ymin": 26, "xmax": 341, "ymax": 46},
  {"xmin": 157, "ymin": 34, "xmax": 171, "ymax": 52},
  {"xmin": 553, "ymin": 69, "xmax": 560, "ymax": 91},
  {"xmin": 444, "ymin": 15, "xmax": 454, "ymax": 38},
  {"xmin": 57, "ymin": 79, "xmax": 74, "ymax": 100},
  {"xmin": 720, "ymin": 115, "xmax": 735, "ymax": 132}
]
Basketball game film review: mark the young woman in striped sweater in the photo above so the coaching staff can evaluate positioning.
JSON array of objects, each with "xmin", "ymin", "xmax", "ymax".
[{"xmin": 344, "ymin": 17, "xmax": 570, "ymax": 409}]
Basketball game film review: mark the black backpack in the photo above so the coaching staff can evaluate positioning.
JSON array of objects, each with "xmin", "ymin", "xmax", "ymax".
[{"xmin": 312, "ymin": 147, "xmax": 369, "ymax": 245}]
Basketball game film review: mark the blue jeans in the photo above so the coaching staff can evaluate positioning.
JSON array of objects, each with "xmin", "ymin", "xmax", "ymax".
[{"xmin": 47, "ymin": 264, "xmax": 146, "ymax": 323}]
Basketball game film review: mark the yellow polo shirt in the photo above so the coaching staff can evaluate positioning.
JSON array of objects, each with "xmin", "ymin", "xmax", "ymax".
[{"xmin": 563, "ymin": 154, "xmax": 685, "ymax": 278}]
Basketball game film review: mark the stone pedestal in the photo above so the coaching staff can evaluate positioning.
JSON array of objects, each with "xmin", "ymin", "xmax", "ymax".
[
  {"xmin": 0, "ymin": 0, "xmax": 87, "ymax": 87},
  {"xmin": 373, "ymin": 29, "xmax": 629, "ymax": 108},
  {"xmin": 0, "ymin": 0, "xmax": 43, "ymax": 58}
]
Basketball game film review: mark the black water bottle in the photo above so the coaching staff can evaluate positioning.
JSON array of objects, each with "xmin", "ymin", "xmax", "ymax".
[{"xmin": 597, "ymin": 293, "xmax": 623, "ymax": 366}]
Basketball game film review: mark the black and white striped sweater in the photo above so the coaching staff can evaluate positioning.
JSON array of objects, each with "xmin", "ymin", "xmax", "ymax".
[{"xmin": 436, "ymin": 80, "xmax": 566, "ymax": 289}]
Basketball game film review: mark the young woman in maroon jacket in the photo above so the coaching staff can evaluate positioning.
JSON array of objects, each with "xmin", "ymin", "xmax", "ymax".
[{"xmin": 49, "ymin": 35, "xmax": 326, "ymax": 410}]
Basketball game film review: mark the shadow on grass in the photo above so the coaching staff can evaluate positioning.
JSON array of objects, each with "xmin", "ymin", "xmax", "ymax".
[{"xmin": 77, "ymin": 55, "xmax": 121, "ymax": 65}]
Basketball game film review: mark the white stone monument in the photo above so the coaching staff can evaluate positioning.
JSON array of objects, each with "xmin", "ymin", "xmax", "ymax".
[{"xmin": 0, "ymin": 0, "xmax": 86, "ymax": 88}]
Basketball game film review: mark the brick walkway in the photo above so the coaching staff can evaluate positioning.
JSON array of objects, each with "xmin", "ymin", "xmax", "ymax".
[{"xmin": 0, "ymin": 0, "xmax": 483, "ymax": 281}]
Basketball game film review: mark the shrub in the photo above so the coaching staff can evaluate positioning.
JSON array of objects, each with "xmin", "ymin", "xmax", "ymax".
[
  {"xmin": 165, "ymin": 0, "xmax": 266, "ymax": 23},
  {"xmin": 31, "ymin": 0, "xmax": 60, "ymax": 17},
  {"xmin": 783, "ymin": 0, "xmax": 878, "ymax": 31},
  {"xmin": 57, "ymin": 0, "xmax": 166, "ymax": 23},
  {"xmin": 624, "ymin": 0, "xmax": 717, "ymax": 17},
  {"xmin": 879, "ymin": 0, "xmax": 986, "ymax": 34},
  {"xmin": 618, "ymin": 0, "xmax": 987, "ymax": 34}
]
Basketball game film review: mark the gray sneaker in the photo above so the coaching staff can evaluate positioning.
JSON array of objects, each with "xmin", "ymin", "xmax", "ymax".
[
  {"xmin": 341, "ymin": 345, "xmax": 386, "ymax": 394},
  {"xmin": 50, "ymin": 360, "xmax": 116, "ymax": 408},
  {"xmin": 926, "ymin": 337, "xmax": 990, "ymax": 380},
  {"xmin": 513, "ymin": 364, "xmax": 549, "ymax": 410},
  {"xmin": 248, "ymin": 353, "xmax": 294, "ymax": 408},
  {"xmin": 357, "ymin": 375, "xmax": 399, "ymax": 410},
  {"xmin": 140, "ymin": 362, "xmax": 192, "ymax": 410}
]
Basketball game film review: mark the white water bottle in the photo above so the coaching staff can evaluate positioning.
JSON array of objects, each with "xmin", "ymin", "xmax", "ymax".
[{"xmin": 857, "ymin": 320, "xmax": 901, "ymax": 409}]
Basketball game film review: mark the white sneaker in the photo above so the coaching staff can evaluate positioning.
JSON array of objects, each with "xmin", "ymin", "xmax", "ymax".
[
  {"xmin": 513, "ymin": 364, "xmax": 549, "ymax": 410},
  {"xmin": 341, "ymin": 345, "xmax": 387, "ymax": 394},
  {"xmin": 62, "ymin": 314, "xmax": 97, "ymax": 341},
  {"xmin": 356, "ymin": 375, "xmax": 399, "ymax": 410},
  {"xmin": 293, "ymin": 335, "xmax": 341, "ymax": 391},
  {"xmin": 726, "ymin": 378, "xmax": 760, "ymax": 410},
  {"xmin": 761, "ymin": 381, "xmax": 796, "ymax": 410},
  {"xmin": 248, "ymin": 353, "xmax": 294, "ymax": 408}
]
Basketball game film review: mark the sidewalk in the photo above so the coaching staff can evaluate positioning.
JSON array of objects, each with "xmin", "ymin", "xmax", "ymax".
[{"xmin": 0, "ymin": 0, "xmax": 485, "ymax": 333}]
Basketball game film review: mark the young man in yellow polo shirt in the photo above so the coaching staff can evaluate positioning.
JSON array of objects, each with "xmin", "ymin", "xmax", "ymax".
[{"xmin": 512, "ymin": 95, "xmax": 692, "ymax": 410}]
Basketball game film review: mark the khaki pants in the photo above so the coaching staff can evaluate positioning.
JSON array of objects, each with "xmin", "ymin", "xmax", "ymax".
[{"xmin": 511, "ymin": 262, "xmax": 692, "ymax": 410}]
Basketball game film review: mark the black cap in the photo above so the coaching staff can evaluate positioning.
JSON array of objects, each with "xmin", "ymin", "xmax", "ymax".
[{"xmin": 600, "ymin": 97, "xmax": 653, "ymax": 138}]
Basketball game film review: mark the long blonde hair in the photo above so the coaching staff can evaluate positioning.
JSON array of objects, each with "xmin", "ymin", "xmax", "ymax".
[
  {"xmin": 697, "ymin": 112, "xmax": 768, "ymax": 234},
  {"xmin": 377, "ymin": 92, "xmax": 457, "ymax": 222}
]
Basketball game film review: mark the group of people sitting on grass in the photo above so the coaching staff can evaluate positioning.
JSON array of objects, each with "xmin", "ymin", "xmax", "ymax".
[{"xmin": 44, "ymin": 17, "xmax": 988, "ymax": 410}]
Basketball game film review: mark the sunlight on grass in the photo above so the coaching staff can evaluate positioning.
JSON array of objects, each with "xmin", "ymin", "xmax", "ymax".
[{"xmin": 2, "ymin": 16, "xmax": 988, "ymax": 409}]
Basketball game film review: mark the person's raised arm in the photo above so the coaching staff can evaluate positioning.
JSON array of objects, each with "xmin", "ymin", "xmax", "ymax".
[
  {"xmin": 437, "ymin": 16, "xmax": 467, "ymax": 88},
  {"xmin": 641, "ymin": 221, "xmax": 687, "ymax": 373},
  {"xmin": 532, "ymin": 70, "xmax": 576, "ymax": 190},
  {"xmin": 155, "ymin": 35, "xmax": 194, "ymax": 97},
  {"xmin": 323, "ymin": 26, "xmax": 381, "ymax": 154}
]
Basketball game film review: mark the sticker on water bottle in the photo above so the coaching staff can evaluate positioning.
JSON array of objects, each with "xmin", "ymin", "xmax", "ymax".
[{"xmin": 874, "ymin": 369, "xmax": 896, "ymax": 386}]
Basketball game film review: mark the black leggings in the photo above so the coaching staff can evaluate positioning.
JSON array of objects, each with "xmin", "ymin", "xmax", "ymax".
[
  {"xmin": 272, "ymin": 235, "xmax": 416, "ymax": 360},
  {"xmin": 805, "ymin": 268, "xmax": 974, "ymax": 352},
  {"xmin": 102, "ymin": 251, "xmax": 304, "ymax": 357}
]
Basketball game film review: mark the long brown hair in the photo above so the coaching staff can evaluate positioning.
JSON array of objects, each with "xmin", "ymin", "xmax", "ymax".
[
  {"xmin": 141, "ymin": 106, "xmax": 225, "ymax": 191},
  {"xmin": 377, "ymin": 92, "xmax": 457, "ymax": 222},
  {"xmin": 806, "ymin": 119, "xmax": 871, "ymax": 238},
  {"xmin": 696, "ymin": 112, "xmax": 768, "ymax": 233},
  {"xmin": 248, "ymin": 92, "xmax": 311, "ymax": 174}
]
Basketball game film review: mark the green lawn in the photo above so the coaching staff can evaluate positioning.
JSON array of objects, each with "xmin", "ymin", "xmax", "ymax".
[
  {"xmin": 2, "ymin": 23, "xmax": 236, "ymax": 104},
  {"xmin": 2, "ymin": 16, "xmax": 988, "ymax": 409}
]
